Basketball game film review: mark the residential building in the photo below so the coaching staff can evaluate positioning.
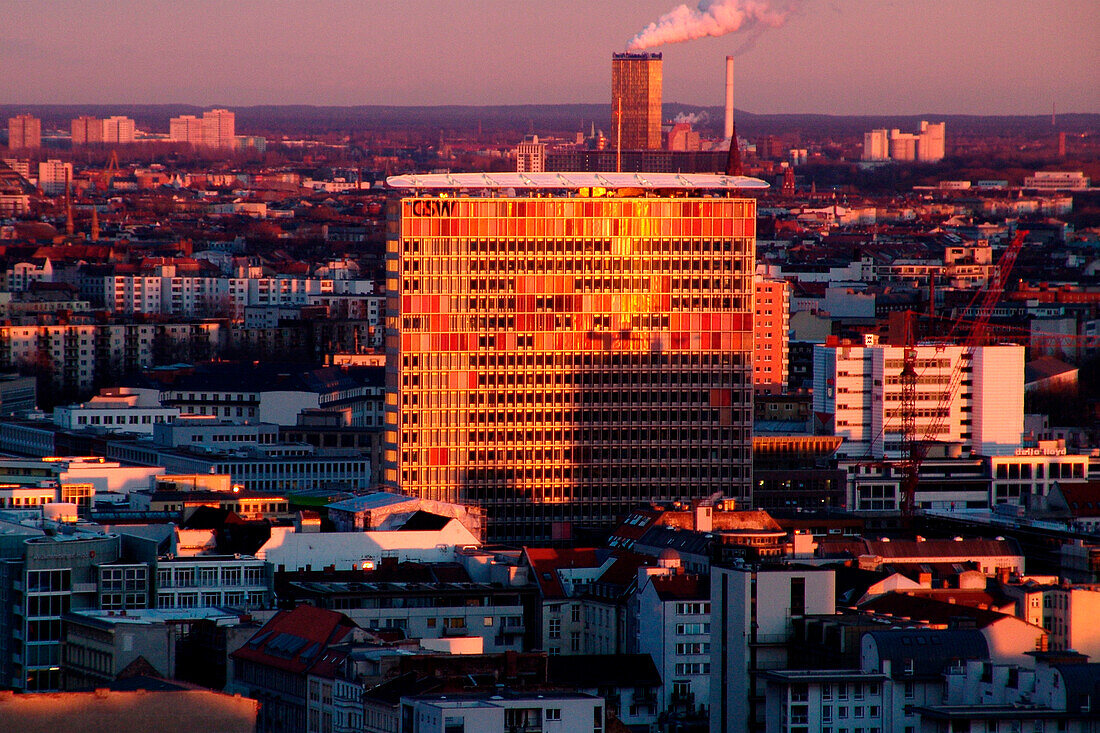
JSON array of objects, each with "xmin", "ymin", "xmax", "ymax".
[
  {"xmin": 71, "ymin": 116, "xmax": 104, "ymax": 145},
  {"xmin": 515, "ymin": 135, "xmax": 546, "ymax": 173},
  {"xmin": 546, "ymin": 654, "xmax": 662, "ymax": 732},
  {"xmin": 813, "ymin": 340, "xmax": 1024, "ymax": 459},
  {"xmin": 754, "ymin": 278, "xmax": 790, "ymax": 394},
  {"xmin": 612, "ymin": 52, "xmax": 663, "ymax": 150},
  {"xmin": 37, "ymin": 159, "xmax": 73, "ymax": 195},
  {"xmin": 7, "ymin": 114, "xmax": 41, "ymax": 150},
  {"xmin": 398, "ymin": 690, "xmax": 605, "ymax": 733},
  {"xmin": 169, "ymin": 115, "xmax": 204, "ymax": 145},
  {"xmin": 230, "ymin": 605, "xmax": 360, "ymax": 733},
  {"xmin": 762, "ymin": 628, "xmax": 991, "ymax": 733},
  {"xmin": 202, "ymin": 108, "xmax": 236, "ymax": 149},
  {"xmin": 384, "ymin": 175, "xmax": 759, "ymax": 543},
  {"xmin": 276, "ymin": 563, "xmax": 535, "ymax": 654},
  {"xmin": 62, "ymin": 606, "xmax": 247, "ymax": 689},
  {"xmin": 914, "ymin": 657, "xmax": 1100, "ymax": 731},
  {"xmin": 631, "ymin": 551, "xmax": 712, "ymax": 722},
  {"xmin": 102, "ymin": 115, "xmax": 136, "ymax": 145},
  {"xmin": 710, "ymin": 563, "xmax": 836, "ymax": 733}
]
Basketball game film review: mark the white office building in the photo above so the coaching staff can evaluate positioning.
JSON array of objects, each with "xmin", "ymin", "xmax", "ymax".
[{"xmin": 813, "ymin": 341, "xmax": 1024, "ymax": 459}]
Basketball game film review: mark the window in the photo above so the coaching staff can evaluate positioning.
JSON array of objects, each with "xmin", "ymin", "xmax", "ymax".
[
  {"xmin": 790, "ymin": 576, "xmax": 806, "ymax": 615},
  {"xmin": 571, "ymin": 604, "xmax": 581, "ymax": 623},
  {"xmin": 548, "ymin": 619, "xmax": 561, "ymax": 639},
  {"xmin": 546, "ymin": 708, "xmax": 561, "ymax": 721}
]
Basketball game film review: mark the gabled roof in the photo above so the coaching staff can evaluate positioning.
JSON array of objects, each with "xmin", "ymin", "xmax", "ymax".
[
  {"xmin": 650, "ymin": 573, "xmax": 709, "ymax": 602},
  {"xmin": 864, "ymin": 629, "xmax": 988, "ymax": 678},
  {"xmin": 231, "ymin": 605, "xmax": 356, "ymax": 675},
  {"xmin": 1057, "ymin": 482, "xmax": 1100, "ymax": 518},
  {"xmin": 523, "ymin": 547, "xmax": 604, "ymax": 600},
  {"xmin": 857, "ymin": 592, "xmax": 1012, "ymax": 630},
  {"xmin": 593, "ymin": 550, "xmax": 654, "ymax": 591}
]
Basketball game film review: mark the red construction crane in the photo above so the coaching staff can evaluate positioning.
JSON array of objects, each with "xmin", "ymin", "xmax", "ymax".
[{"xmin": 896, "ymin": 229, "xmax": 1028, "ymax": 515}]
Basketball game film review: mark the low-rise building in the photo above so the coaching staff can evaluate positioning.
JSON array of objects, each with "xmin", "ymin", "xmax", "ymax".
[{"xmin": 398, "ymin": 690, "xmax": 605, "ymax": 733}]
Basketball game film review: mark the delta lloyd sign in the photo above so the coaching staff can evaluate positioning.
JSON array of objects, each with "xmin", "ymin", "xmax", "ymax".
[{"xmin": 409, "ymin": 200, "xmax": 454, "ymax": 217}]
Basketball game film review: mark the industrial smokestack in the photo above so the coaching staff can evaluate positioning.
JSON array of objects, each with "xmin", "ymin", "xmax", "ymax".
[{"xmin": 724, "ymin": 55, "xmax": 735, "ymax": 141}]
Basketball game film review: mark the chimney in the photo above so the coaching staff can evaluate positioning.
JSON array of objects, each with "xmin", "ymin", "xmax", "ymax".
[{"xmin": 724, "ymin": 56, "xmax": 735, "ymax": 141}]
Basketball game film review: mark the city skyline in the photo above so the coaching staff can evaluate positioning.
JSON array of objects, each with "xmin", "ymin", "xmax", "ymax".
[{"xmin": 1, "ymin": 0, "xmax": 1097, "ymax": 115}]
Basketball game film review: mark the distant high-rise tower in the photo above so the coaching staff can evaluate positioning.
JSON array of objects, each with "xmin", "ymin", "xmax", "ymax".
[
  {"xmin": 169, "ymin": 115, "xmax": 204, "ymax": 145},
  {"xmin": 8, "ymin": 115, "xmax": 41, "ymax": 151},
  {"xmin": 612, "ymin": 52, "xmax": 663, "ymax": 150},
  {"xmin": 71, "ymin": 116, "xmax": 104, "ymax": 145},
  {"xmin": 515, "ymin": 135, "xmax": 546, "ymax": 173},
  {"xmin": 103, "ymin": 116, "xmax": 136, "ymax": 145},
  {"xmin": 202, "ymin": 108, "xmax": 236, "ymax": 149},
  {"xmin": 384, "ymin": 173, "xmax": 759, "ymax": 543}
]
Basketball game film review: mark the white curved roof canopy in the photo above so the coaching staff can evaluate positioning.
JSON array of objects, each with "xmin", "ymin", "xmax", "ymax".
[{"xmin": 386, "ymin": 172, "xmax": 769, "ymax": 190}]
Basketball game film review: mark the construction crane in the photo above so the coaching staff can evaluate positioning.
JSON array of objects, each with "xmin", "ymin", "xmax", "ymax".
[
  {"xmin": 97, "ymin": 150, "xmax": 120, "ymax": 191},
  {"xmin": 896, "ymin": 228, "xmax": 1028, "ymax": 515}
]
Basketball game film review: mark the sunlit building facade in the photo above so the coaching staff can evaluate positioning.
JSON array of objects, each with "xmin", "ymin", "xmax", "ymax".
[
  {"xmin": 612, "ymin": 52, "xmax": 663, "ymax": 150},
  {"xmin": 383, "ymin": 175, "xmax": 758, "ymax": 543}
]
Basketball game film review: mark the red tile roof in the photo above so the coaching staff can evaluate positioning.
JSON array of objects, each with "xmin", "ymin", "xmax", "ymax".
[
  {"xmin": 1059, "ymin": 482, "xmax": 1100, "ymax": 518},
  {"xmin": 523, "ymin": 548, "xmax": 603, "ymax": 600},
  {"xmin": 231, "ymin": 605, "xmax": 357, "ymax": 675}
]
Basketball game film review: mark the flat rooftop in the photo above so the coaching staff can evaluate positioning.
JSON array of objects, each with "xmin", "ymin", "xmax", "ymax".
[{"xmin": 386, "ymin": 172, "xmax": 769, "ymax": 191}]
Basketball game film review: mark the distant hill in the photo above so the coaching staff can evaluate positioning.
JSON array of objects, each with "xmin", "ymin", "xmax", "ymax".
[{"xmin": 2, "ymin": 103, "xmax": 1097, "ymax": 139}]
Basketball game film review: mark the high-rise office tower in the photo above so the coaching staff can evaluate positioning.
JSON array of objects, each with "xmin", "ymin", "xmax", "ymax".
[
  {"xmin": 384, "ymin": 172, "xmax": 764, "ymax": 543},
  {"xmin": 71, "ymin": 116, "xmax": 104, "ymax": 145},
  {"xmin": 7, "ymin": 115, "xmax": 41, "ymax": 151},
  {"xmin": 202, "ymin": 108, "xmax": 236, "ymax": 149},
  {"xmin": 612, "ymin": 52, "xmax": 663, "ymax": 150}
]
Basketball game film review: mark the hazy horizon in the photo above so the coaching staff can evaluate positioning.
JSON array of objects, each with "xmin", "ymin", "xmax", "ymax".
[{"xmin": 3, "ymin": 0, "xmax": 1098, "ymax": 115}]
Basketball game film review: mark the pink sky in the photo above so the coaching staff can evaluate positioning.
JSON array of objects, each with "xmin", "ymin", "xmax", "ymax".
[{"xmin": 2, "ymin": 0, "xmax": 1097, "ymax": 114}]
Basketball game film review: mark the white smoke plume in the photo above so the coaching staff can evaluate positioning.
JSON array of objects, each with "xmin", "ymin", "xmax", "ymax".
[
  {"xmin": 627, "ymin": 0, "xmax": 795, "ymax": 52},
  {"xmin": 673, "ymin": 111, "xmax": 710, "ymax": 125}
]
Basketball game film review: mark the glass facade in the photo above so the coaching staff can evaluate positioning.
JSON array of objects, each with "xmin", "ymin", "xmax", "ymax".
[
  {"xmin": 385, "ymin": 194, "xmax": 755, "ymax": 543},
  {"xmin": 612, "ymin": 53, "xmax": 663, "ymax": 151}
]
